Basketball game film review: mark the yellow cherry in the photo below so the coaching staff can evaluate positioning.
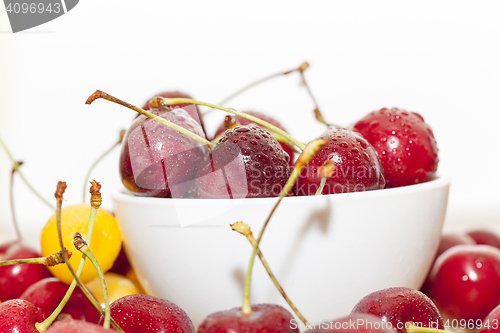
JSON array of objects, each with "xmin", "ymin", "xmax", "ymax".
[
  {"xmin": 86, "ymin": 272, "xmax": 139, "ymax": 305},
  {"xmin": 126, "ymin": 269, "xmax": 147, "ymax": 295},
  {"xmin": 41, "ymin": 204, "xmax": 122, "ymax": 284}
]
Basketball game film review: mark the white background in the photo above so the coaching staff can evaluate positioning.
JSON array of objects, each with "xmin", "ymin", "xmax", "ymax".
[{"xmin": 0, "ymin": 1, "xmax": 499, "ymax": 247}]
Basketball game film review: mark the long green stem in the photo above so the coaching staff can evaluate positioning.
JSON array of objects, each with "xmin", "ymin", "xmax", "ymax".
[
  {"xmin": 10, "ymin": 162, "xmax": 23, "ymax": 240},
  {"xmin": 0, "ymin": 248, "xmax": 70, "ymax": 267},
  {"xmin": 155, "ymin": 97, "xmax": 306, "ymax": 152},
  {"xmin": 242, "ymin": 139, "xmax": 327, "ymax": 315},
  {"xmin": 85, "ymin": 91, "xmax": 214, "ymax": 150},
  {"xmin": 232, "ymin": 222, "xmax": 308, "ymax": 325},
  {"xmin": 315, "ymin": 178, "xmax": 327, "ymax": 195},
  {"xmin": 74, "ymin": 232, "xmax": 111, "ymax": 329},
  {"xmin": 0, "ymin": 134, "xmax": 54, "ymax": 210}
]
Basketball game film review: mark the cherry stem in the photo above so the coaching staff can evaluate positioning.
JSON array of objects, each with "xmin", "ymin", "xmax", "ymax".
[
  {"xmin": 231, "ymin": 222, "xmax": 309, "ymax": 325},
  {"xmin": 315, "ymin": 160, "xmax": 335, "ymax": 195},
  {"xmin": 202, "ymin": 62, "xmax": 310, "ymax": 116},
  {"xmin": 85, "ymin": 91, "xmax": 215, "ymax": 150},
  {"xmin": 0, "ymin": 248, "xmax": 71, "ymax": 267},
  {"xmin": 151, "ymin": 97, "xmax": 306, "ymax": 152},
  {"xmin": 299, "ymin": 71, "xmax": 338, "ymax": 128},
  {"xmin": 36, "ymin": 181, "xmax": 123, "ymax": 333},
  {"xmin": 10, "ymin": 161, "xmax": 23, "ymax": 241},
  {"xmin": 83, "ymin": 130, "xmax": 125, "ymax": 203},
  {"xmin": 74, "ymin": 232, "xmax": 111, "ymax": 329},
  {"xmin": 241, "ymin": 139, "xmax": 328, "ymax": 315},
  {"xmin": 0, "ymin": 134, "xmax": 55, "ymax": 210},
  {"xmin": 315, "ymin": 178, "xmax": 327, "ymax": 195}
]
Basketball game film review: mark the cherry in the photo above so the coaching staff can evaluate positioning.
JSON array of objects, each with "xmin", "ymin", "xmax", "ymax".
[
  {"xmin": 0, "ymin": 240, "xmax": 22, "ymax": 260},
  {"xmin": 104, "ymin": 294, "xmax": 195, "ymax": 333},
  {"xmin": 0, "ymin": 242, "xmax": 52, "ymax": 301},
  {"xmin": 427, "ymin": 244, "xmax": 500, "ymax": 322},
  {"xmin": 119, "ymin": 107, "xmax": 209, "ymax": 198},
  {"xmin": 435, "ymin": 232, "xmax": 476, "ymax": 260},
  {"xmin": 305, "ymin": 313, "xmax": 397, "ymax": 333},
  {"xmin": 294, "ymin": 127, "xmax": 385, "ymax": 195},
  {"xmin": 214, "ymin": 111, "xmax": 295, "ymax": 165},
  {"xmin": 194, "ymin": 125, "xmax": 290, "ymax": 198},
  {"xmin": 142, "ymin": 91, "xmax": 206, "ymax": 135},
  {"xmin": 46, "ymin": 320, "xmax": 114, "ymax": 332},
  {"xmin": 20, "ymin": 277, "xmax": 100, "ymax": 323},
  {"xmin": 466, "ymin": 230, "xmax": 500, "ymax": 249},
  {"xmin": 351, "ymin": 287, "xmax": 444, "ymax": 333},
  {"xmin": 479, "ymin": 304, "xmax": 500, "ymax": 333},
  {"xmin": 108, "ymin": 245, "xmax": 131, "ymax": 276},
  {"xmin": 198, "ymin": 304, "xmax": 298, "ymax": 333},
  {"xmin": 353, "ymin": 108, "xmax": 439, "ymax": 188},
  {"xmin": 0, "ymin": 299, "xmax": 46, "ymax": 333}
]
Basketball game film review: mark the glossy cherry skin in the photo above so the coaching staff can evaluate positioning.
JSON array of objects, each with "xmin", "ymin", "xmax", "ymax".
[
  {"xmin": 142, "ymin": 91, "xmax": 206, "ymax": 135},
  {"xmin": 294, "ymin": 127, "xmax": 385, "ymax": 196},
  {"xmin": 213, "ymin": 111, "xmax": 295, "ymax": 165},
  {"xmin": 0, "ymin": 242, "xmax": 52, "ymax": 301},
  {"xmin": 353, "ymin": 108, "xmax": 438, "ymax": 188},
  {"xmin": 104, "ymin": 294, "xmax": 195, "ymax": 333},
  {"xmin": 305, "ymin": 313, "xmax": 397, "ymax": 333},
  {"xmin": 195, "ymin": 125, "xmax": 290, "ymax": 198},
  {"xmin": 20, "ymin": 277, "xmax": 100, "ymax": 323},
  {"xmin": 351, "ymin": 287, "xmax": 444, "ymax": 333},
  {"xmin": 435, "ymin": 232, "xmax": 476, "ymax": 260},
  {"xmin": 467, "ymin": 230, "xmax": 500, "ymax": 249},
  {"xmin": 479, "ymin": 304, "xmax": 500, "ymax": 333},
  {"xmin": 119, "ymin": 107, "xmax": 209, "ymax": 198},
  {"xmin": 0, "ymin": 299, "xmax": 46, "ymax": 333},
  {"xmin": 198, "ymin": 303, "xmax": 298, "ymax": 333},
  {"xmin": 427, "ymin": 245, "xmax": 500, "ymax": 321},
  {"xmin": 46, "ymin": 319, "xmax": 113, "ymax": 332}
]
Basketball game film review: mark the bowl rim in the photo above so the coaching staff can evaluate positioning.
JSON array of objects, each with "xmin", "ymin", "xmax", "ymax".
[{"xmin": 111, "ymin": 176, "xmax": 450, "ymax": 204}]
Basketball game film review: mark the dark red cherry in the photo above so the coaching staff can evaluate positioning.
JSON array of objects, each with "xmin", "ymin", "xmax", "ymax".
[
  {"xmin": 194, "ymin": 125, "xmax": 290, "ymax": 198},
  {"xmin": 479, "ymin": 304, "xmax": 500, "ymax": 333},
  {"xmin": 427, "ymin": 245, "xmax": 500, "ymax": 321},
  {"xmin": 46, "ymin": 319, "xmax": 113, "ymax": 332},
  {"xmin": 214, "ymin": 111, "xmax": 295, "ymax": 165},
  {"xmin": 20, "ymin": 277, "xmax": 100, "ymax": 323},
  {"xmin": 351, "ymin": 287, "xmax": 444, "ymax": 333},
  {"xmin": 467, "ymin": 230, "xmax": 500, "ymax": 249},
  {"xmin": 142, "ymin": 91, "xmax": 206, "ymax": 135},
  {"xmin": 198, "ymin": 303, "xmax": 298, "ymax": 333},
  {"xmin": 119, "ymin": 107, "xmax": 209, "ymax": 198},
  {"xmin": 305, "ymin": 313, "xmax": 397, "ymax": 333},
  {"xmin": 294, "ymin": 127, "xmax": 385, "ymax": 195},
  {"xmin": 0, "ymin": 242, "xmax": 52, "ymax": 301},
  {"xmin": 0, "ymin": 299, "xmax": 46, "ymax": 333},
  {"xmin": 353, "ymin": 108, "xmax": 438, "ymax": 188},
  {"xmin": 105, "ymin": 294, "xmax": 195, "ymax": 333},
  {"xmin": 107, "ymin": 245, "xmax": 131, "ymax": 276}
]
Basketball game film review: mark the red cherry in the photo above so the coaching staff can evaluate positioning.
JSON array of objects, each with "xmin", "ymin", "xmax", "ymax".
[
  {"xmin": 353, "ymin": 108, "xmax": 438, "ymax": 188},
  {"xmin": 0, "ymin": 299, "xmax": 46, "ymax": 333},
  {"xmin": 351, "ymin": 287, "xmax": 444, "ymax": 333},
  {"xmin": 46, "ymin": 319, "xmax": 113, "ymax": 332},
  {"xmin": 105, "ymin": 294, "xmax": 195, "ymax": 333},
  {"xmin": 435, "ymin": 232, "xmax": 476, "ymax": 260},
  {"xmin": 0, "ymin": 242, "xmax": 52, "ymax": 301},
  {"xmin": 195, "ymin": 125, "xmax": 290, "ymax": 198},
  {"xmin": 467, "ymin": 230, "xmax": 500, "ymax": 250},
  {"xmin": 213, "ymin": 111, "xmax": 295, "ymax": 165},
  {"xmin": 294, "ymin": 127, "xmax": 385, "ymax": 195},
  {"xmin": 142, "ymin": 91, "xmax": 206, "ymax": 135},
  {"xmin": 427, "ymin": 245, "xmax": 500, "ymax": 321},
  {"xmin": 0, "ymin": 240, "xmax": 22, "ymax": 260},
  {"xmin": 198, "ymin": 303, "xmax": 298, "ymax": 333},
  {"xmin": 305, "ymin": 313, "xmax": 397, "ymax": 333},
  {"xmin": 107, "ymin": 245, "xmax": 131, "ymax": 276},
  {"xmin": 119, "ymin": 107, "xmax": 209, "ymax": 198},
  {"xmin": 479, "ymin": 304, "xmax": 500, "ymax": 333},
  {"xmin": 20, "ymin": 277, "xmax": 100, "ymax": 323}
]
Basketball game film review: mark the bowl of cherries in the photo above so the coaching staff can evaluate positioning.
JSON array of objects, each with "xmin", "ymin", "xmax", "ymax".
[{"xmin": 86, "ymin": 81, "xmax": 450, "ymax": 328}]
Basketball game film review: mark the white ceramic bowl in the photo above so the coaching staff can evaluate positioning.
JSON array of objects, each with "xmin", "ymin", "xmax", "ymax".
[{"xmin": 112, "ymin": 177, "xmax": 450, "ymax": 327}]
